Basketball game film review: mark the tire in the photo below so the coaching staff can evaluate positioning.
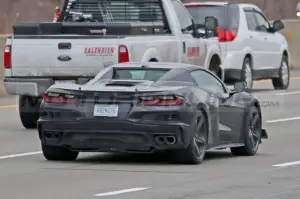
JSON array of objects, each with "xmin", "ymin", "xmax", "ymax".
[
  {"xmin": 230, "ymin": 106, "xmax": 262, "ymax": 156},
  {"xmin": 168, "ymin": 110, "xmax": 208, "ymax": 164},
  {"xmin": 272, "ymin": 55, "xmax": 290, "ymax": 90},
  {"xmin": 241, "ymin": 57, "xmax": 253, "ymax": 90},
  {"xmin": 42, "ymin": 144, "xmax": 79, "ymax": 161},
  {"xmin": 209, "ymin": 57, "xmax": 222, "ymax": 79},
  {"xmin": 19, "ymin": 95, "xmax": 41, "ymax": 129}
]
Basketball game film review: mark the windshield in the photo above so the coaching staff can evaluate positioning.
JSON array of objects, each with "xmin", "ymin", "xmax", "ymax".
[
  {"xmin": 186, "ymin": 6, "xmax": 226, "ymax": 28},
  {"xmin": 64, "ymin": 0, "xmax": 164, "ymax": 23}
]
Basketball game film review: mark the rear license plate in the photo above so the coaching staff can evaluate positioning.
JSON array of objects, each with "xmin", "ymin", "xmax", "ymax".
[
  {"xmin": 55, "ymin": 80, "xmax": 76, "ymax": 84},
  {"xmin": 94, "ymin": 104, "xmax": 119, "ymax": 117}
]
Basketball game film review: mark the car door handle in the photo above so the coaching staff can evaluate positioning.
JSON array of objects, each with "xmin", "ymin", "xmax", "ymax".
[
  {"xmin": 264, "ymin": 37, "xmax": 267, "ymax": 40},
  {"xmin": 249, "ymin": 35, "xmax": 253, "ymax": 38}
]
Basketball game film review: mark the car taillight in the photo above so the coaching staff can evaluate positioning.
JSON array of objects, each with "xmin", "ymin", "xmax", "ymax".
[
  {"xmin": 43, "ymin": 92, "xmax": 76, "ymax": 104},
  {"xmin": 218, "ymin": 29, "xmax": 237, "ymax": 42},
  {"xmin": 4, "ymin": 45, "xmax": 11, "ymax": 68},
  {"xmin": 140, "ymin": 95, "xmax": 185, "ymax": 106},
  {"xmin": 118, "ymin": 45, "xmax": 129, "ymax": 63}
]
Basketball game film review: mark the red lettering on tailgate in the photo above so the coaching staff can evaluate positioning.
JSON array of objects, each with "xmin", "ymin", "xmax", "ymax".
[
  {"xmin": 84, "ymin": 47, "xmax": 115, "ymax": 56},
  {"xmin": 187, "ymin": 47, "xmax": 200, "ymax": 57}
]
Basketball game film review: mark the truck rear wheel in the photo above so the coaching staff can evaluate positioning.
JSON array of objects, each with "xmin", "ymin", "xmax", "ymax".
[
  {"xmin": 209, "ymin": 55, "xmax": 222, "ymax": 79},
  {"xmin": 19, "ymin": 95, "xmax": 41, "ymax": 129}
]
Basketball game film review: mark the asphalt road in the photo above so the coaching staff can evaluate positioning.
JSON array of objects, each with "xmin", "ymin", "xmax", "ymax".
[{"xmin": 1, "ymin": 73, "xmax": 300, "ymax": 199}]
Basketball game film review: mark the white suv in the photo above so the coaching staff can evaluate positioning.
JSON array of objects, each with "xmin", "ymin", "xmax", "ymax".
[{"xmin": 185, "ymin": 2, "xmax": 290, "ymax": 90}]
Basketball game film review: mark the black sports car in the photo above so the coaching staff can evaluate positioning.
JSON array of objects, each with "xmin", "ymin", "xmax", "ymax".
[{"xmin": 38, "ymin": 62, "xmax": 268, "ymax": 164}]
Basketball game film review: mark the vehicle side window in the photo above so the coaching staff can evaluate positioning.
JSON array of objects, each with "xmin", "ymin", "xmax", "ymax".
[
  {"xmin": 190, "ymin": 70, "xmax": 226, "ymax": 94},
  {"xmin": 253, "ymin": 11, "xmax": 270, "ymax": 32},
  {"xmin": 98, "ymin": 68, "xmax": 113, "ymax": 80},
  {"xmin": 171, "ymin": 0, "xmax": 193, "ymax": 32},
  {"xmin": 244, "ymin": 11, "xmax": 257, "ymax": 31}
]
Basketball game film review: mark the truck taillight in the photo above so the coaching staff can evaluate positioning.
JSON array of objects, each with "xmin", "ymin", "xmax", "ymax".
[
  {"xmin": 118, "ymin": 45, "xmax": 129, "ymax": 63},
  {"xmin": 218, "ymin": 29, "xmax": 237, "ymax": 42},
  {"xmin": 4, "ymin": 45, "xmax": 11, "ymax": 68}
]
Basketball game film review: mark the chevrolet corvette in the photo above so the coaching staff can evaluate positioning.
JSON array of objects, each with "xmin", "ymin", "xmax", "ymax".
[{"xmin": 38, "ymin": 62, "xmax": 268, "ymax": 164}]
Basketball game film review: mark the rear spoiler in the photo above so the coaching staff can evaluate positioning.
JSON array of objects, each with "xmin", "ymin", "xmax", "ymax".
[
  {"xmin": 105, "ymin": 80, "xmax": 154, "ymax": 87},
  {"xmin": 13, "ymin": 22, "xmax": 165, "ymax": 36},
  {"xmin": 184, "ymin": 1, "xmax": 229, "ymax": 7}
]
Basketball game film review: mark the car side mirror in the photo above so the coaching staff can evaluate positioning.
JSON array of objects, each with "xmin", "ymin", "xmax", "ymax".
[
  {"xmin": 272, "ymin": 20, "xmax": 284, "ymax": 32},
  {"xmin": 204, "ymin": 16, "xmax": 218, "ymax": 37},
  {"xmin": 233, "ymin": 82, "xmax": 246, "ymax": 93}
]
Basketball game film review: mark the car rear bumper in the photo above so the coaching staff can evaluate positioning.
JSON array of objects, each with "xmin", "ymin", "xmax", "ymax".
[
  {"xmin": 37, "ymin": 119, "xmax": 194, "ymax": 153},
  {"xmin": 220, "ymin": 50, "xmax": 244, "ymax": 81}
]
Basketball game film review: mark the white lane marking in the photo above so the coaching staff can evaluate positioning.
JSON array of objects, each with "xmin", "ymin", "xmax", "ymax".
[
  {"xmin": 0, "ymin": 151, "xmax": 42, "ymax": 160},
  {"xmin": 273, "ymin": 161, "xmax": 300, "ymax": 168},
  {"xmin": 276, "ymin": 91, "xmax": 300, "ymax": 96},
  {"xmin": 265, "ymin": 116, "xmax": 300, "ymax": 123},
  {"xmin": 94, "ymin": 187, "xmax": 151, "ymax": 197}
]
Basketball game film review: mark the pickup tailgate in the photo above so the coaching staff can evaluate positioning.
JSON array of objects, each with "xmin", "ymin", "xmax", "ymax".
[{"xmin": 11, "ymin": 37, "xmax": 120, "ymax": 77}]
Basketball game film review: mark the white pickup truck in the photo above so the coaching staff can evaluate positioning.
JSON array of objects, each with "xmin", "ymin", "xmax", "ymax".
[{"xmin": 3, "ymin": 0, "xmax": 222, "ymax": 129}]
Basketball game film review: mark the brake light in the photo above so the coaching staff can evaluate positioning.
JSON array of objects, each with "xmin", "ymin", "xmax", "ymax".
[
  {"xmin": 4, "ymin": 45, "xmax": 11, "ymax": 68},
  {"xmin": 140, "ymin": 95, "xmax": 185, "ymax": 106},
  {"xmin": 118, "ymin": 45, "xmax": 129, "ymax": 63},
  {"xmin": 218, "ymin": 29, "xmax": 237, "ymax": 42},
  {"xmin": 184, "ymin": 4, "xmax": 203, "ymax": 7},
  {"xmin": 43, "ymin": 92, "xmax": 76, "ymax": 104}
]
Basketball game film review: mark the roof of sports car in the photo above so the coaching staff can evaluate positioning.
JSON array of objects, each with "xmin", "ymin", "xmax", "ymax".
[{"xmin": 112, "ymin": 62, "xmax": 206, "ymax": 71}]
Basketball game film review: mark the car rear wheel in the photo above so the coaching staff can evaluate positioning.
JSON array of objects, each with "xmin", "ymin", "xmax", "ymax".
[
  {"xmin": 19, "ymin": 95, "xmax": 41, "ymax": 129},
  {"xmin": 168, "ymin": 111, "xmax": 208, "ymax": 164},
  {"xmin": 272, "ymin": 55, "xmax": 290, "ymax": 90},
  {"xmin": 241, "ymin": 57, "xmax": 253, "ymax": 90},
  {"xmin": 231, "ymin": 106, "xmax": 262, "ymax": 156},
  {"xmin": 42, "ymin": 144, "xmax": 79, "ymax": 161}
]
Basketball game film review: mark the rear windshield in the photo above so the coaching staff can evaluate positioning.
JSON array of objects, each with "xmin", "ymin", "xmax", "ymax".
[
  {"xmin": 63, "ymin": 0, "xmax": 164, "ymax": 23},
  {"xmin": 112, "ymin": 68, "xmax": 169, "ymax": 81},
  {"xmin": 186, "ymin": 5, "xmax": 239, "ymax": 29},
  {"xmin": 186, "ymin": 6, "xmax": 226, "ymax": 28}
]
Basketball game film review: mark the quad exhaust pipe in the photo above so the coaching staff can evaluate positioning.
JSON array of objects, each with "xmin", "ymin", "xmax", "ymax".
[
  {"xmin": 165, "ymin": 136, "xmax": 176, "ymax": 145},
  {"xmin": 155, "ymin": 136, "xmax": 165, "ymax": 145},
  {"xmin": 155, "ymin": 135, "xmax": 176, "ymax": 145}
]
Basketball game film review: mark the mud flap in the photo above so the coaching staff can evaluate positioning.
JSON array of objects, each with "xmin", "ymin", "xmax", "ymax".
[
  {"xmin": 261, "ymin": 129, "xmax": 268, "ymax": 139},
  {"xmin": 259, "ymin": 129, "xmax": 268, "ymax": 144}
]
